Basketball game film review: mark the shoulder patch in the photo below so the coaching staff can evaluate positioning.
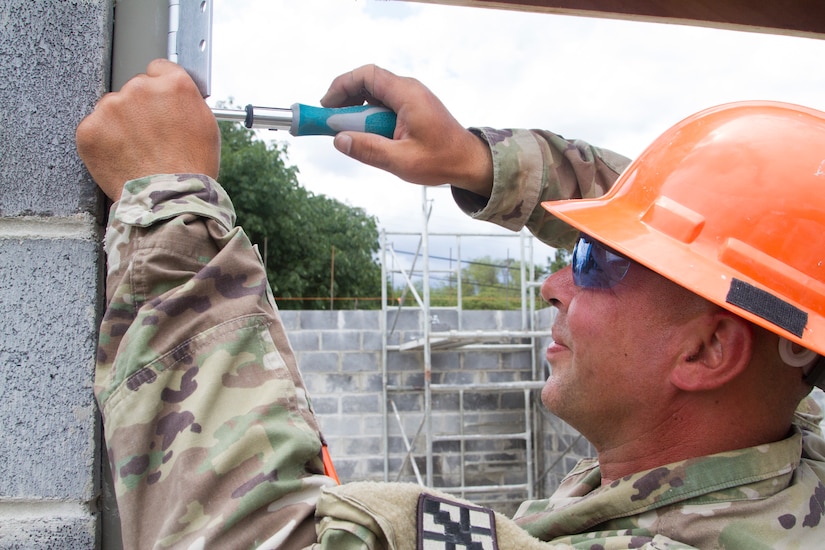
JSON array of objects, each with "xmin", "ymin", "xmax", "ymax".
[{"xmin": 417, "ymin": 493, "xmax": 498, "ymax": 550}]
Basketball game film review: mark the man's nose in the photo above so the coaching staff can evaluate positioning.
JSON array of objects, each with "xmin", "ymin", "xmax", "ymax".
[{"xmin": 541, "ymin": 265, "xmax": 576, "ymax": 309}]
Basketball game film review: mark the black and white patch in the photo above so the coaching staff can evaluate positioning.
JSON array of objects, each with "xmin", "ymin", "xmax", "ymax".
[{"xmin": 417, "ymin": 493, "xmax": 498, "ymax": 550}]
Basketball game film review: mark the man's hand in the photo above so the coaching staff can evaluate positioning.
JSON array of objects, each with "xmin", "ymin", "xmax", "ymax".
[
  {"xmin": 76, "ymin": 59, "xmax": 220, "ymax": 202},
  {"xmin": 321, "ymin": 64, "xmax": 494, "ymax": 198}
]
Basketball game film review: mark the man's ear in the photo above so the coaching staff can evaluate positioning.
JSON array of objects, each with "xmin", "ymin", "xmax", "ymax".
[{"xmin": 669, "ymin": 311, "xmax": 753, "ymax": 392}]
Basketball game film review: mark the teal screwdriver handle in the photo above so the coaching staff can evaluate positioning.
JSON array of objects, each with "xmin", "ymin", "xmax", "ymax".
[{"xmin": 291, "ymin": 103, "xmax": 397, "ymax": 138}]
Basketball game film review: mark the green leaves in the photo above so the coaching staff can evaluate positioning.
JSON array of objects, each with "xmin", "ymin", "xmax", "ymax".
[{"xmin": 217, "ymin": 120, "xmax": 381, "ymax": 309}]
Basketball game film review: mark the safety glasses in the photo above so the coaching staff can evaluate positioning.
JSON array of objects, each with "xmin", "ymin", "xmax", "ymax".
[{"xmin": 572, "ymin": 234, "xmax": 632, "ymax": 289}]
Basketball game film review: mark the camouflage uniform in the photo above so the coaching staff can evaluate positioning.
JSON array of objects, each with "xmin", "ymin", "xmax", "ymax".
[
  {"xmin": 452, "ymin": 128, "xmax": 632, "ymax": 249},
  {"xmin": 97, "ymin": 174, "xmax": 333, "ymax": 548},
  {"xmin": 513, "ymin": 426, "xmax": 825, "ymax": 548},
  {"xmin": 97, "ymin": 130, "xmax": 825, "ymax": 549}
]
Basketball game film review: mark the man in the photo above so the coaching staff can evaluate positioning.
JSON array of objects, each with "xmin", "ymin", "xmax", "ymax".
[{"xmin": 77, "ymin": 60, "xmax": 825, "ymax": 549}]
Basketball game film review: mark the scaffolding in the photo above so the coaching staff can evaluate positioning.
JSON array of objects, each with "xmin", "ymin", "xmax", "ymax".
[{"xmin": 379, "ymin": 187, "xmax": 552, "ymax": 509}]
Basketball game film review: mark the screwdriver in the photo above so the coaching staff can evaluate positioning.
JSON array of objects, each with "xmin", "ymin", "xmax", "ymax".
[{"xmin": 211, "ymin": 104, "xmax": 397, "ymax": 138}]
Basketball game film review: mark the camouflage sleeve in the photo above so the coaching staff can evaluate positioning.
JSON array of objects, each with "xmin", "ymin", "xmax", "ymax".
[
  {"xmin": 452, "ymin": 128, "xmax": 632, "ymax": 249},
  {"xmin": 96, "ymin": 174, "xmax": 335, "ymax": 549}
]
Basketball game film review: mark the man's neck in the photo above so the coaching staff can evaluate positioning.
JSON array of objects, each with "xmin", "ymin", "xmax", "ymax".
[{"xmin": 594, "ymin": 407, "xmax": 792, "ymax": 485}]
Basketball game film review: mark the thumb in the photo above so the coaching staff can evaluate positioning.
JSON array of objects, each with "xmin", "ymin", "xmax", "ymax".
[
  {"xmin": 332, "ymin": 131, "xmax": 394, "ymax": 173},
  {"xmin": 332, "ymin": 133, "xmax": 355, "ymax": 156}
]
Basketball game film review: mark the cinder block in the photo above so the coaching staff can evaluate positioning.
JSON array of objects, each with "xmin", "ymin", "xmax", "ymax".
[
  {"xmin": 461, "ymin": 310, "xmax": 499, "ymax": 330},
  {"xmin": 383, "ymin": 371, "xmax": 404, "ymax": 387},
  {"xmin": 364, "ymin": 457, "xmax": 388, "ymax": 477},
  {"xmin": 432, "ymin": 439, "xmax": 461, "ymax": 454},
  {"xmin": 316, "ymin": 415, "xmax": 364, "ymax": 438},
  {"xmin": 360, "ymin": 330, "xmax": 383, "ymax": 352},
  {"xmin": 302, "ymin": 373, "xmax": 326, "ymax": 395},
  {"xmin": 462, "ymin": 392, "xmax": 498, "ymax": 411},
  {"xmin": 501, "ymin": 351, "xmax": 532, "ymax": 367},
  {"xmin": 300, "ymin": 310, "xmax": 340, "ymax": 330},
  {"xmin": 385, "ymin": 309, "xmax": 422, "ymax": 331},
  {"xmin": 462, "ymin": 351, "xmax": 500, "ymax": 371},
  {"xmin": 486, "ymin": 370, "xmax": 518, "ymax": 383},
  {"xmin": 431, "ymin": 413, "xmax": 461, "ymax": 435},
  {"xmin": 341, "ymin": 352, "xmax": 379, "ymax": 372},
  {"xmin": 398, "ymin": 330, "xmax": 426, "ymax": 344},
  {"xmin": 338, "ymin": 310, "xmax": 379, "ymax": 330},
  {"xmin": 402, "ymin": 371, "xmax": 426, "ymax": 388},
  {"xmin": 500, "ymin": 391, "xmax": 526, "ymax": 410},
  {"xmin": 430, "ymin": 308, "xmax": 458, "ymax": 330},
  {"xmin": 296, "ymin": 351, "xmax": 340, "ymax": 373},
  {"xmin": 321, "ymin": 331, "xmax": 361, "ymax": 351},
  {"xmin": 0, "ymin": 0, "xmax": 110, "ymax": 217},
  {"xmin": 0, "ymin": 514, "xmax": 96, "ymax": 548},
  {"xmin": 343, "ymin": 436, "xmax": 381, "ymax": 456},
  {"xmin": 309, "ymin": 396, "xmax": 339, "ymax": 415},
  {"xmin": 341, "ymin": 395, "xmax": 380, "ymax": 414},
  {"xmin": 386, "ymin": 351, "xmax": 421, "ymax": 372},
  {"xmin": 319, "ymin": 373, "xmax": 358, "ymax": 393},
  {"xmin": 362, "ymin": 373, "xmax": 383, "ymax": 393},
  {"xmin": 0, "ymin": 238, "xmax": 99, "ymax": 500},
  {"xmin": 384, "ymin": 331, "xmax": 405, "ymax": 347},
  {"xmin": 286, "ymin": 330, "xmax": 320, "ymax": 352},
  {"xmin": 439, "ymin": 370, "xmax": 476, "ymax": 385},
  {"xmin": 385, "ymin": 392, "xmax": 421, "ymax": 413},
  {"xmin": 386, "ymin": 435, "xmax": 414, "ymax": 454},
  {"xmin": 431, "ymin": 351, "xmax": 461, "ymax": 371},
  {"xmin": 361, "ymin": 414, "xmax": 385, "ymax": 435},
  {"xmin": 278, "ymin": 310, "xmax": 300, "ymax": 331},
  {"xmin": 500, "ymin": 310, "xmax": 523, "ymax": 329},
  {"xmin": 431, "ymin": 393, "xmax": 459, "ymax": 411}
]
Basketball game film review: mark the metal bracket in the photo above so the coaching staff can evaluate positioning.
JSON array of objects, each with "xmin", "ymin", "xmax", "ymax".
[
  {"xmin": 111, "ymin": 0, "xmax": 213, "ymax": 97},
  {"xmin": 168, "ymin": 0, "xmax": 213, "ymax": 97}
]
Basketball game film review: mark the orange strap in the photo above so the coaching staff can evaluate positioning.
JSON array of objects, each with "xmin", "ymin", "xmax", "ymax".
[{"xmin": 322, "ymin": 444, "xmax": 340, "ymax": 485}]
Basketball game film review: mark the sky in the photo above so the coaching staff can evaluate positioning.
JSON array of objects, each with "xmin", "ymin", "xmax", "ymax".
[{"xmin": 206, "ymin": 0, "xmax": 825, "ymax": 268}]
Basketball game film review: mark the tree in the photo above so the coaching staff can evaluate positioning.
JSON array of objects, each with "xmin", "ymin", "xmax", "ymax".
[
  {"xmin": 548, "ymin": 247, "xmax": 572, "ymax": 273},
  {"xmin": 217, "ymin": 119, "xmax": 382, "ymax": 309}
]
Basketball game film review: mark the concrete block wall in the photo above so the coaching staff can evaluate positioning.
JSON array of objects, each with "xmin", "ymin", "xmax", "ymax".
[
  {"xmin": 280, "ymin": 309, "xmax": 389, "ymax": 483},
  {"xmin": 0, "ymin": 0, "xmax": 112, "ymax": 547},
  {"xmin": 282, "ymin": 306, "xmax": 594, "ymax": 517}
]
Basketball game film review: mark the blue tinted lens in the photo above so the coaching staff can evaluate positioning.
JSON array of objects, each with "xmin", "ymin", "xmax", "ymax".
[{"xmin": 571, "ymin": 235, "xmax": 631, "ymax": 289}]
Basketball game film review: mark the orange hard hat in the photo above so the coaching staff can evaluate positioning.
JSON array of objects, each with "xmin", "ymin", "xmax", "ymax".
[{"xmin": 542, "ymin": 101, "xmax": 825, "ymax": 367}]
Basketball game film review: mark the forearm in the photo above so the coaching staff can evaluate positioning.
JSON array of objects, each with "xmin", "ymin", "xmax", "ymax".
[
  {"xmin": 97, "ymin": 174, "xmax": 330, "ymax": 549},
  {"xmin": 452, "ymin": 128, "xmax": 631, "ymax": 249}
]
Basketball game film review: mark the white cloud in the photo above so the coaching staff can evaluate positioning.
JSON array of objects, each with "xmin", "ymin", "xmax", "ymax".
[{"xmin": 207, "ymin": 0, "xmax": 825, "ymax": 263}]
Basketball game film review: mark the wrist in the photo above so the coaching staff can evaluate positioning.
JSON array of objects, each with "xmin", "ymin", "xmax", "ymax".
[{"xmin": 453, "ymin": 129, "xmax": 493, "ymax": 198}]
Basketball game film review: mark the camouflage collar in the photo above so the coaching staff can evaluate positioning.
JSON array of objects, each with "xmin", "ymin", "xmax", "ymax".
[{"xmin": 514, "ymin": 429, "xmax": 808, "ymax": 541}]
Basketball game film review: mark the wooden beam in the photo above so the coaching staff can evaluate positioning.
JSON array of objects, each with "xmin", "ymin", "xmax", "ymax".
[{"xmin": 405, "ymin": 0, "xmax": 825, "ymax": 39}]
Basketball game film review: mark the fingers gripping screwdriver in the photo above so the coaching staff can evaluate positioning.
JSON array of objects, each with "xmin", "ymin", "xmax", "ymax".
[{"xmin": 211, "ymin": 104, "xmax": 396, "ymax": 138}]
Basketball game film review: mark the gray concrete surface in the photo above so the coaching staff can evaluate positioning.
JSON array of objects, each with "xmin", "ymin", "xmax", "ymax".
[
  {"xmin": 0, "ymin": 0, "xmax": 112, "ymax": 546},
  {"xmin": 0, "ymin": 0, "xmax": 109, "ymax": 217}
]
